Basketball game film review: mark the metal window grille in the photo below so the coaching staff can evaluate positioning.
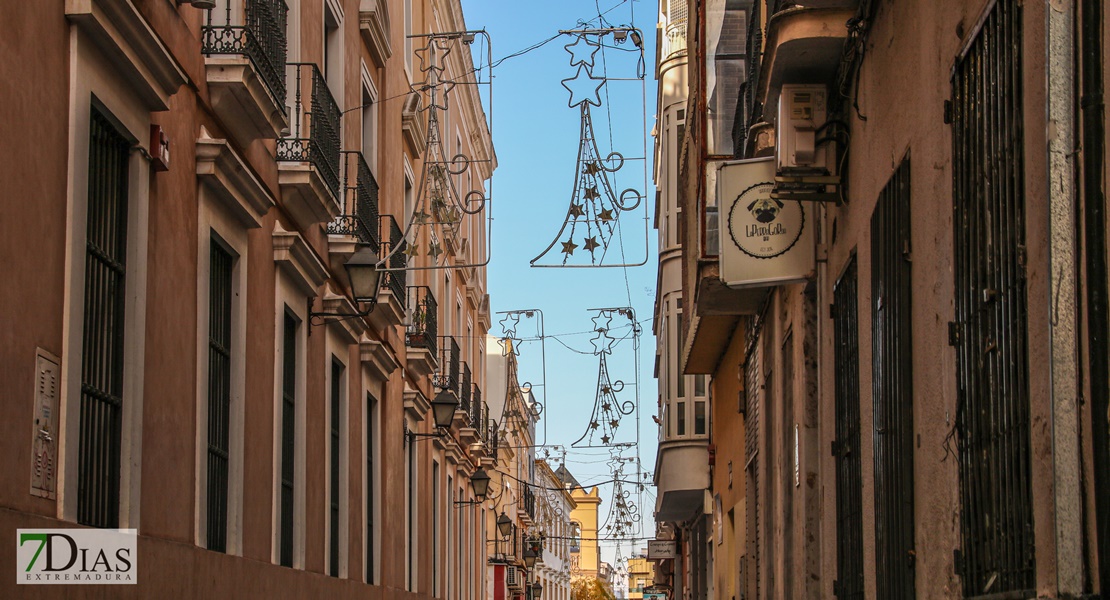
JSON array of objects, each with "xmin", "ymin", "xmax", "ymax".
[
  {"xmin": 832, "ymin": 257, "xmax": 864, "ymax": 600},
  {"xmin": 206, "ymin": 239, "xmax": 233, "ymax": 552},
  {"xmin": 279, "ymin": 312, "xmax": 297, "ymax": 567},
  {"xmin": 744, "ymin": 330, "xmax": 761, "ymax": 600},
  {"xmin": 871, "ymin": 158, "xmax": 915, "ymax": 599},
  {"xmin": 379, "ymin": 216, "xmax": 408, "ymax": 306},
  {"xmin": 329, "ymin": 358, "xmax": 342, "ymax": 577},
  {"xmin": 366, "ymin": 393, "xmax": 375, "ymax": 583},
  {"xmin": 406, "ymin": 286, "xmax": 438, "ymax": 356},
  {"xmin": 78, "ymin": 109, "xmax": 129, "ymax": 529},
  {"xmin": 460, "ymin": 363, "xmax": 472, "ymax": 421},
  {"xmin": 201, "ymin": 0, "xmax": 288, "ymax": 109},
  {"xmin": 950, "ymin": 1, "xmax": 1035, "ymax": 595},
  {"xmin": 437, "ymin": 336, "xmax": 460, "ymax": 390},
  {"xmin": 278, "ymin": 63, "xmax": 341, "ymax": 199}
]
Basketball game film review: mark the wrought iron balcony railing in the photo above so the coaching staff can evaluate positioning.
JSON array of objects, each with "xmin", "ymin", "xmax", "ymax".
[
  {"xmin": 523, "ymin": 486, "xmax": 536, "ymax": 520},
  {"xmin": 406, "ymin": 286, "xmax": 437, "ymax": 355},
  {"xmin": 202, "ymin": 0, "xmax": 288, "ymax": 108},
  {"xmin": 327, "ymin": 152, "xmax": 380, "ymax": 250},
  {"xmin": 471, "ymin": 386, "xmax": 484, "ymax": 435},
  {"xmin": 459, "ymin": 363, "xmax": 472, "ymax": 420},
  {"xmin": 378, "ymin": 215, "xmax": 407, "ymax": 306},
  {"xmin": 662, "ymin": 0, "xmax": 688, "ymax": 58},
  {"xmin": 278, "ymin": 63, "xmax": 341, "ymax": 199},
  {"xmin": 435, "ymin": 336, "xmax": 461, "ymax": 390},
  {"xmin": 488, "ymin": 420, "xmax": 499, "ymax": 461}
]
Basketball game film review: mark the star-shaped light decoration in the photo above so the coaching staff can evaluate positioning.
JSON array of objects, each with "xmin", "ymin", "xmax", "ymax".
[
  {"xmin": 590, "ymin": 421, "xmax": 599, "ymax": 430},
  {"xmin": 592, "ymin": 311, "xmax": 613, "ymax": 333},
  {"xmin": 499, "ymin": 312, "xmax": 521, "ymax": 338},
  {"xmin": 601, "ymin": 435, "xmax": 610, "ymax": 445},
  {"xmin": 598, "ymin": 207, "xmax": 614, "ymax": 222},
  {"xmin": 404, "ymin": 241, "xmax": 421, "ymax": 258},
  {"xmin": 561, "ymin": 65, "xmax": 606, "ymax": 109},
  {"xmin": 584, "ymin": 186, "xmax": 600, "ymax": 201},
  {"xmin": 561, "ymin": 239, "xmax": 578, "ymax": 255},
  {"xmin": 584, "ymin": 162, "xmax": 601, "ymax": 176},
  {"xmin": 602, "ymin": 403, "xmax": 611, "ymax": 412},
  {"xmin": 413, "ymin": 210, "xmax": 431, "ymax": 225},
  {"xmin": 610, "ymin": 419, "xmax": 620, "ymax": 429},
  {"xmin": 569, "ymin": 203, "xmax": 586, "ymax": 218},
  {"xmin": 564, "ymin": 35, "xmax": 600, "ymax": 69},
  {"xmin": 590, "ymin": 329, "xmax": 616, "ymax": 355},
  {"xmin": 584, "ymin": 237, "xmax": 601, "ymax": 252},
  {"xmin": 428, "ymin": 239, "xmax": 443, "ymax": 262}
]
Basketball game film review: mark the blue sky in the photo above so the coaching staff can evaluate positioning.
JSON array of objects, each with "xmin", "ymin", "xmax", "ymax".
[{"xmin": 460, "ymin": 0, "xmax": 660, "ymax": 566}]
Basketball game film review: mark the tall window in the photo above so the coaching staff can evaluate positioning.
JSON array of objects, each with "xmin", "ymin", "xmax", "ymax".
[
  {"xmin": 206, "ymin": 238, "xmax": 234, "ymax": 551},
  {"xmin": 329, "ymin": 357, "xmax": 344, "ymax": 577},
  {"xmin": 437, "ymin": 466, "xmax": 444, "ymax": 595},
  {"xmin": 78, "ymin": 108, "xmax": 130, "ymax": 529},
  {"xmin": 361, "ymin": 85, "xmax": 377, "ymax": 173},
  {"xmin": 323, "ymin": 2, "xmax": 342, "ymax": 101},
  {"xmin": 705, "ymin": 0, "xmax": 747, "ymax": 156},
  {"xmin": 279, "ymin": 311, "xmax": 298, "ymax": 567},
  {"xmin": 365, "ymin": 393, "xmax": 376, "ymax": 583},
  {"xmin": 406, "ymin": 436, "xmax": 416, "ymax": 590},
  {"xmin": 403, "ymin": 0, "xmax": 413, "ymax": 74}
]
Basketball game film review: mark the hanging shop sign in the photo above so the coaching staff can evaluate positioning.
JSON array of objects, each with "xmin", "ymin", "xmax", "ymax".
[
  {"xmin": 718, "ymin": 157, "xmax": 815, "ymax": 288},
  {"xmin": 647, "ymin": 539, "xmax": 677, "ymax": 560}
]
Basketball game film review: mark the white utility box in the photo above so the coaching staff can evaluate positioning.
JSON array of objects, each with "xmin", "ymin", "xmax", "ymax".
[{"xmin": 776, "ymin": 84, "xmax": 828, "ymax": 172}]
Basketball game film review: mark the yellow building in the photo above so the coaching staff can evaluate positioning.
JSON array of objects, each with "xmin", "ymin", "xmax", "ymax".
[
  {"xmin": 627, "ymin": 554, "xmax": 654, "ymax": 599},
  {"xmin": 568, "ymin": 479, "xmax": 603, "ymax": 576}
]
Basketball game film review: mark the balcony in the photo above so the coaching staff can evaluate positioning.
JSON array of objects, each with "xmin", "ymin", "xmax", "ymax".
[
  {"xmin": 366, "ymin": 215, "xmax": 407, "ymax": 328},
  {"xmin": 327, "ymin": 151, "xmax": 380, "ymax": 249},
  {"xmin": 661, "ymin": 6, "xmax": 688, "ymax": 59},
  {"xmin": 654, "ymin": 441, "xmax": 709, "ymax": 524},
  {"xmin": 755, "ymin": 0, "xmax": 856, "ymax": 136},
  {"xmin": 201, "ymin": 0, "xmax": 289, "ymax": 145},
  {"xmin": 405, "ymin": 286, "xmax": 438, "ymax": 377},
  {"xmin": 521, "ymin": 486, "xmax": 536, "ymax": 524},
  {"xmin": 435, "ymin": 336, "xmax": 461, "ymax": 392},
  {"xmin": 278, "ymin": 63, "xmax": 342, "ymax": 230}
]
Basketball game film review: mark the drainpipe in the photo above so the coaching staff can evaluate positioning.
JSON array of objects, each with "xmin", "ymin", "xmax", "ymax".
[
  {"xmin": 1046, "ymin": 0, "xmax": 1083, "ymax": 595},
  {"xmin": 1080, "ymin": 0, "xmax": 1109, "ymax": 592}
]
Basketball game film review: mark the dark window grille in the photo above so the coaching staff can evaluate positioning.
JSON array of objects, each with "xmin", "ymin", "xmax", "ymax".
[
  {"xmin": 327, "ymin": 152, "xmax": 380, "ymax": 250},
  {"xmin": 329, "ymin": 358, "xmax": 342, "ymax": 577},
  {"xmin": 471, "ymin": 385, "xmax": 484, "ymax": 435},
  {"xmin": 437, "ymin": 336, "xmax": 460, "ymax": 390},
  {"xmin": 871, "ymin": 158, "xmax": 915, "ymax": 599},
  {"xmin": 951, "ymin": 1, "xmax": 1035, "ymax": 595},
  {"xmin": 459, "ymin": 363, "xmax": 472, "ymax": 421},
  {"xmin": 406, "ymin": 286, "xmax": 438, "ymax": 355},
  {"xmin": 744, "ymin": 330, "xmax": 761, "ymax": 600},
  {"xmin": 206, "ymin": 238, "xmax": 233, "ymax": 552},
  {"xmin": 78, "ymin": 108, "xmax": 129, "ymax": 529},
  {"xmin": 201, "ymin": 0, "xmax": 288, "ymax": 109},
  {"xmin": 379, "ymin": 216, "xmax": 408, "ymax": 306},
  {"xmin": 278, "ymin": 63, "xmax": 341, "ymax": 199},
  {"xmin": 833, "ymin": 257, "xmax": 864, "ymax": 600},
  {"xmin": 366, "ymin": 393, "xmax": 376, "ymax": 583},
  {"xmin": 279, "ymin": 311, "xmax": 297, "ymax": 567}
]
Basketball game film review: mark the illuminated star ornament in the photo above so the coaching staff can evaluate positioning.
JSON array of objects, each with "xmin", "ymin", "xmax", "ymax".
[
  {"xmin": 531, "ymin": 34, "xmax": 645, "ymax": 268},
  {"xmin": 375, "ymin": 33, "xmax": 494, "ymax": 275},
  {"xmin": 574, "ymin": 308, "xmax": 638, "ymax": 447}
]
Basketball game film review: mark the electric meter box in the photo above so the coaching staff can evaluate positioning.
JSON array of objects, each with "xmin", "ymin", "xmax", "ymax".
[{"xmin": 776, "ymin": 84, "xmax": 828, "ymax": 172}]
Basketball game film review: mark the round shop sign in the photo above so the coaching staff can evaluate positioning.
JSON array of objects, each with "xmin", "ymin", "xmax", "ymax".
[{"xmin": 726, "ymin": 182, "xmax": 805, "ymax": 259}]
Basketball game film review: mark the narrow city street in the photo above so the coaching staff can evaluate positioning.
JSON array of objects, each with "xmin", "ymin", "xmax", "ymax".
[{"xmin": 1, "ymin": 0, "xmax": 1108, "ymax": 599}]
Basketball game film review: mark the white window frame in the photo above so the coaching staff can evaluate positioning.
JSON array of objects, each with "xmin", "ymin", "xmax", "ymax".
[
  {"xmin": 194, "ymin": 200, "xmax": 249, "ymax": 554},
  {"xmin": 58, "ymin": 32, "xmax": 155, "ymax": 530},
  {"xmin": 324, "ymin": 330, "xmax": 350, "ymax": 577},
  {"xmin": 360, "ymin": 62, "xmax": 380, "ymax": 178},
  {"xmin": 323, "ymin": 0, "xmax": 345, "ymax": 107},
  {"xmin": 272, "ymin": 279, "xmax": 308, "ymax": 568}
]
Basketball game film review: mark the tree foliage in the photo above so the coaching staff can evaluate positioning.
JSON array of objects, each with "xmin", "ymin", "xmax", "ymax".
[{"xmin": 571, "ymin": 575, "xmax": 615, "ymax": 600}]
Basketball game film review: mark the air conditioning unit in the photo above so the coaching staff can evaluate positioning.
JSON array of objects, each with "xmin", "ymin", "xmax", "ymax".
[
  {"xmin": 506, "ymin": 566, "xmax": 524, "ymax": 590},
  {"xmin": 776, "ymin": 84, "xmax": 828, "ymax": 172}
]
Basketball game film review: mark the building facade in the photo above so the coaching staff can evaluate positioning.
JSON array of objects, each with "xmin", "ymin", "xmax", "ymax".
[
  {"xmin": 654, "ymin": 0, "xmax": 1110, "ymax": 598},
  {"xmin": 1, "ymin": 0, "xmax": 497, "ymax": 597},
  {"xmin": 534, "ymin": 459, "xmax": 578, "ymax": 600}
]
